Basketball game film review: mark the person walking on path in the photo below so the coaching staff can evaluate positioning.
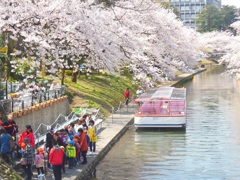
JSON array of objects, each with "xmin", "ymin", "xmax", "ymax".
[
  {"xmin": 0, "ymin": 128, "xmax": 12, "ymax": 163},
  {"xmin": 18, "ymin": 125, "xmax": 35, "ymax": 148},
  {"xmin": 3, "ymin": 114, "xmax": 18, "ymax": 139},
  {"xmin": 35, "ymin": 147, "xmax": 44, "ymax": 176},
  {"xmin": 46, "ymin": 127, "xmax": 54, "ymax": 169},
  {"xmin": 88, "ymin": 120, "xmax": 97, "ymax": 155},
  {"xmin": 21, "ymin": 138, "xmax": 34, "ymax": 180},
  {"xmin": 124, "ymin": 88, "xmax": 130, "ymax": 106},
  {"xmin": 78, "ymin": 128, "xmax": 88, "ymax": 164},
  {"xmin": 49, "ymin": 140, "xmax": 64, "ymax": 180}
]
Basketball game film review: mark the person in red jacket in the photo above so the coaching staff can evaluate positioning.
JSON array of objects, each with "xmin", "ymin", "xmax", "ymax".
[
  {"xmin": 49, "ymin": 141, "xmax": 64, "ymax": 180},
  {"xmin": 78, "ymin": 128, "xmax": 88, "ymax": 165},
  {"xmin": 124, "ymin": 88, "xmax": 130, "ymax": 106},
  {"xmin": 18, "ymin": 125, "xmax": 35, "ymax": 148}
]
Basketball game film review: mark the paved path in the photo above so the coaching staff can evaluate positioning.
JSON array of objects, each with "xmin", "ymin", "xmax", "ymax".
[{"xmin": 28, "ymin": 103, "xmax": 136, "ymax": 180}]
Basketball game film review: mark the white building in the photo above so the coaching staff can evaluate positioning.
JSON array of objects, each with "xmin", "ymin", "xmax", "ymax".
[{"xmin": 164, "ymin": 0, "xmax": 221, "ymax": 29}]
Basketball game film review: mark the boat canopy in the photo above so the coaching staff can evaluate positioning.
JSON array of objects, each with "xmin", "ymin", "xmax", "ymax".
[{"xmin": 136, "ymin": 87, "xmax": 186, "ymax": 102}]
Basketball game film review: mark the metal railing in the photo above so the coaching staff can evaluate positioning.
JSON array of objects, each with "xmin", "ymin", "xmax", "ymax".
[
  {"xmin": 34, "ymin": 111, "xmax": 85, "ymax": 148},
  {"xmin": 111, "ymin": 95, "xmax": 135, "ymax": 123},
  {"xmin": 0, "ymin": 87, "xmax": 66, "ymax": 114},
  {"xmin": 34, "ymin": 108, "xmax": 101, "ymax": 148}
]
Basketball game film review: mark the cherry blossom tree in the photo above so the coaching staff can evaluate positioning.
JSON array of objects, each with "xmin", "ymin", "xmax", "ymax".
[
  {"xmin": 219, "ymin": 22, "xmax": 240, "ymax": 77},
  {"xmin": 198, "ymin": 20, "xmax": 240, "ymax": 77},
  {"xmin": 0, "ymin": 0, "xmax": 199, "ymax": 85}
]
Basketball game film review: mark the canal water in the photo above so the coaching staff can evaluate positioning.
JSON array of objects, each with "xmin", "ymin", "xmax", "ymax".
[{"xmin": 94, "ymin": 66, "xmax": 240, "ymax": 180}]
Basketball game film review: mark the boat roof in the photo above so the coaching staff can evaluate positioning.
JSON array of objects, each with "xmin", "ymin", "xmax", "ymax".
[{"xmin": 136, "ymin": 87, "xmax": 186, "ymax": 101}]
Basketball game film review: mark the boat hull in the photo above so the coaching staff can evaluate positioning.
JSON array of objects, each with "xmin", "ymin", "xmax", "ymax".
[{"xmin": 134, "ymin": 116, "xmax": 186, "ymax": 128}]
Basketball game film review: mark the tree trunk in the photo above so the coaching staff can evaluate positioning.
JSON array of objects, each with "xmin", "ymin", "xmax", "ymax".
[
  {"xmin": 71, "ymin": 70, "xmax": 78, "ymax": 83},
  {"xmin": 61, "ymin": 68, "xmax": 65, "ymax": 85},
  {"xmin": 41, "ymin": 61, "xmax": 46, "ymax": 77}
]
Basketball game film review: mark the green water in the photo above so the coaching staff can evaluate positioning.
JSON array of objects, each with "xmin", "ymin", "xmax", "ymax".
[{"xmin": 94, "ymin": 66, "xmax": 240, "ymax": 180}]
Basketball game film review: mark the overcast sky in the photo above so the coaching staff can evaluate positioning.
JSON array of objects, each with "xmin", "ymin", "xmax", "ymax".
[{"xmin": 222, "ymin": 0, "xmax": 240, "ymax": 8}]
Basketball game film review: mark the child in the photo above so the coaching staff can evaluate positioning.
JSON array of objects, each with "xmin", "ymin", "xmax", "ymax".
[
  {"xmin": 21, "ymin": 138, "xmax": 34, "ymax": 180},
  {"xmin": 88, "ymin": 120, "xmax": 97, "ymax": 155},
  {"xmin": 66, "ymin": 140, "xmax": 76, "ymax": 169},
  {"xmin": 73, "ymin": 134, "xmax": 80, "ymax": 166},
  {"xmin": 35, "ymin": 147, "xmax": 44, "ymax": 176}
]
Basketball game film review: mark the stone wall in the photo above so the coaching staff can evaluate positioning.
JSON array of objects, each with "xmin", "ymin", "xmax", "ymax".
[{"xmin": 14, "ymin": 99, "xmax": 71, "ymax": 132}]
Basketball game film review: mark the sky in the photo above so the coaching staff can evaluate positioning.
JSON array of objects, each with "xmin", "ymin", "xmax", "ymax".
[{"xmin": 222, "ymin": 0, "xmax": 240, "ymax": 8}]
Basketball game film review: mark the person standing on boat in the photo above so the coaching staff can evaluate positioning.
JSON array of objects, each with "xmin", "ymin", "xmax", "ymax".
[
  {"xmin": 136, "ymin": 86, "xmax": 144, "ymax": 107},
  {"xmin": 136, "ymin": 86, "xmax": 144, "ymax": 98},
  {"xmin": 124, "ymin": 88, "xmax": 130, "ymax": 106}
]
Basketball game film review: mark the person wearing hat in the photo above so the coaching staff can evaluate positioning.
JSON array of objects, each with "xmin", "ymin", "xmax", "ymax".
[
  {"xmin": 18, "ymin": 125, "xmax": 35, "ymax": 148},
  {"xmin": 65, "ymin": 140, "xmax": 76, "ymax": 169},
  {"xmin": 35, "ymin": 147, "xmax": 44, "ymax": 176},
  {"xmin": 21, "ymin": 138, "xmax": 34, "ymax": 180}
]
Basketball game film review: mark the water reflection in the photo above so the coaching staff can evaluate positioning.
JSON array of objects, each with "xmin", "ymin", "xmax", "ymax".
[{"xmin": 94, "ymin": 66, "xmax": 240, "ymax": 180}]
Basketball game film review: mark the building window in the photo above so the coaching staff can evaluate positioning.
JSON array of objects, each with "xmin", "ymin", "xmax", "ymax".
[{"xmin": 180, "ymin": 6, "xmax": 190, "ymax": 10}]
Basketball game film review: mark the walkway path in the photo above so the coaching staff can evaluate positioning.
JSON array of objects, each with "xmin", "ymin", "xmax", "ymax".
[{"xmin": 30, "ymin": 103, "xmax": 136, "ymax": 180}]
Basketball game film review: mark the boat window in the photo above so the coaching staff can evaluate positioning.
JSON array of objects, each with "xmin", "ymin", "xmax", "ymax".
[{"xmin": 137, "ymin": 100, "xmax": 185, "ymax": 115}]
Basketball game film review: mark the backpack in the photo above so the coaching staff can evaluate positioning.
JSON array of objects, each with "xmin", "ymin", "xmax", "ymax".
[{"xmin": 66, "ymin": 146, "xmax": 75, "ymax": 158}]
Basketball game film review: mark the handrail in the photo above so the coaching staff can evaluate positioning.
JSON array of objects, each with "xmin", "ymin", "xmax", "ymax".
[
  {"xmin": 34, "ymin": 108, "xmax": 100, "ymax": 148},
  {"xmin": 112, "ymin": 101, "xmax": 122, "ymax": 113},
  {"xmin": 34, "ymin": 112, "xmax": 78, "ymax": 148}
]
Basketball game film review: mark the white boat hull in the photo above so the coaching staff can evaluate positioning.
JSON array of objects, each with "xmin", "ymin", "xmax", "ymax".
[{"xmin": 134, "ymin": 116, "xmax": 186, "ymax": 128}]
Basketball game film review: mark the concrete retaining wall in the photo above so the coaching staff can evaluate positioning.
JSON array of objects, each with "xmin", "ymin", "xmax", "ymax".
[
  {"xmin": 75, "ymin": 118, "xmax": 134, "ymax": 180},
  {"xmin": 14, "ymin": 99, "xmax": 71, "ymax": 132},
  {"xmin": 172, "ymin": 68, "xmax": 206, "ymax": 87}
]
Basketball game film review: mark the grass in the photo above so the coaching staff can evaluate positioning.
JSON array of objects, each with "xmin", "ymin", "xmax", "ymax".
[{"xmin": 64, "ymin": 73, "xmax": 138, "ymax": 118}]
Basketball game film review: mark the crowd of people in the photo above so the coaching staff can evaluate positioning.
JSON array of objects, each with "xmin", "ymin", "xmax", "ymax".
[
  {"xmin": 0, "ymin": 113, "xmax": 98, "ymax": 180},
  {"xmin": 0, "ymin": 86, "xmax": 143, "ymax": 180}
]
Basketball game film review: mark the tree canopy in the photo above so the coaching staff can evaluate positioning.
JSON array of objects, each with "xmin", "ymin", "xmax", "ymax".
[
  {"xmin": 197, "ymin": 5, "xmax": 237, "ymax": 32},
  {"xmin": 0, "ymin": 0, "xmax": 199, "ymax": 86},
  {"xmin": 197, "ymin": 20, "xmax": 240, "ymax": 78}
]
